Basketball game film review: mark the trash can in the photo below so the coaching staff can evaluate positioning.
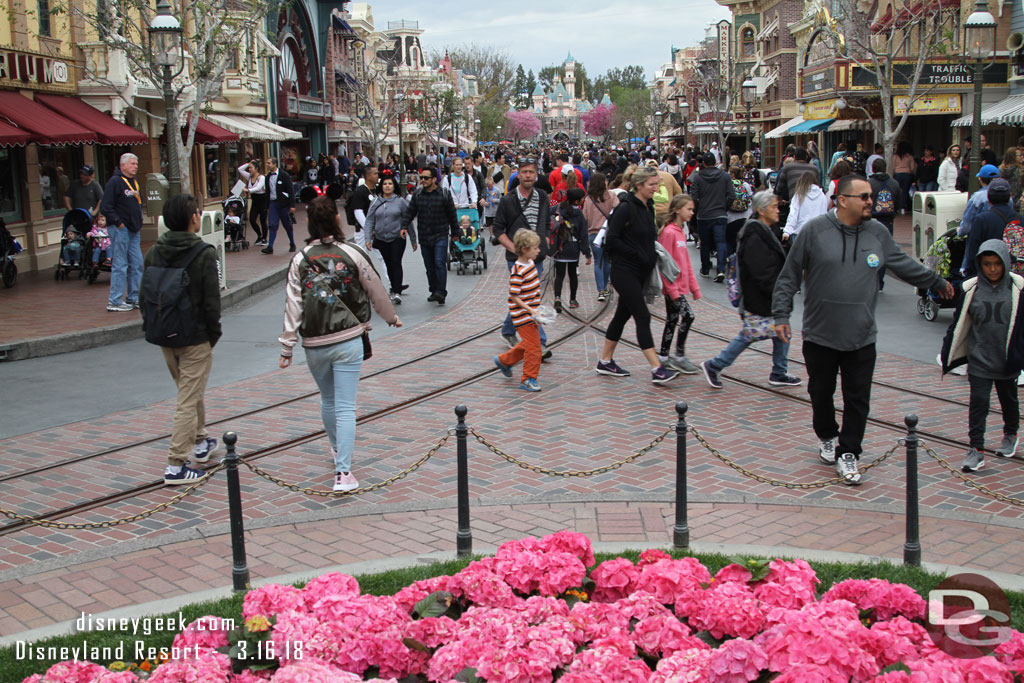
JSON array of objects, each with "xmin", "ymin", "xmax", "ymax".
[
  {"xmin": 200, "ymin": 209, "xmax": 227, "ymax": 290},
  {"xmin": 912, "ymin": 191, "xmax": 966, "ymax": 260}
]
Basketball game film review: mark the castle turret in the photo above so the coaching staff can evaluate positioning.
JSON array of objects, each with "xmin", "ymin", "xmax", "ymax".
[
  {"xmin": 532, "ymin": 83, "xmax": 545, "ymax": 113},
  {"xmin": 564, "ymin": 51, "xmax": 576, "ymax": 100}
]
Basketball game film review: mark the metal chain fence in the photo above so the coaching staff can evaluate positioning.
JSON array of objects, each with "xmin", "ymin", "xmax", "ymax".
[
  {"xmin": 922, "ymin": 443, "xmax": 1024, "ymax": 507},
  {"xmin": 470, "ymin": 427, "xmax": 671, "ymax": 477}
]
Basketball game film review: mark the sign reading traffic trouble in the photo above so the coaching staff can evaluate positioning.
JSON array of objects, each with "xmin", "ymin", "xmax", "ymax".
[{"xmin": 0, "ymin": 48, "xmax": 72, "ymax": 92}]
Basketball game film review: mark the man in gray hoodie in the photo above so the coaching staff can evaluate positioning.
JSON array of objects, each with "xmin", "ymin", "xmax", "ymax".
[
  {"xmin": 690, "ymin": 153, "xmax": 734, "ymax": 281},
  {"xmin": 773, "ymin": 174, "xmax": 955, "ymax": 485}
]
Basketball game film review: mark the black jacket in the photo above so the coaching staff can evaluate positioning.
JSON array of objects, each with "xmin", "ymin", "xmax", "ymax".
[
  {"xmin": 101, "ymin": 171, "xmax": 144, "ymax": 233},
  {"xmin": 266, "ymin": 169, "xmax": 295, "ymax": 209},
  {"xmin": 689, "ymin": 167, "xmax": 733, "ymax": 220},
  {"xmin": 550, "ymin": 204, "xmax": 592, "ymax": 262},
  {"xmin": 868, "ymin": 173, "xmax": 902, "ymax": 218},
  {"xmin": 605, "ymin": 191, "xmax": 657, "ymax": 274},
  {"xmin": 737, "ymin": 219, "xmax": 786, "ymax": 317},
  {"xmin": 774, "ymin": 161, "xmax": 819, "ymax": 203},
  {"xmin": 142, "ymin": 230, "xmax": 222, "ymax": 347},
  {"xmin": 493, "ymin": 186, "xmax": 551, "ymax": 262},
  {"xmin": 965, "ymin": 204, "xmax": 1022, "ymax": 277},
  {"xmin": 402, "ymin": 185, "xmax": 459, "ymax": 247}
]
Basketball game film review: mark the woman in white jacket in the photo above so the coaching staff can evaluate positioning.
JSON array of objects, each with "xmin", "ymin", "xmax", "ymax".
[
  {"xmin": 441, "ymin": 157, "xmax": 478, "ymax": 208},
  {"xmin": 938, "ymin": 143, "xmax": 962, "ymax": 191},
  {"xmin": 782, "ymin": 171, "xmax": 828, "ymax": 243}
]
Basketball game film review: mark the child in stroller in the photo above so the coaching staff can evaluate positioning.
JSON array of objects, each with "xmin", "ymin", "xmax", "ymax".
[
  {"xmin": 56, "ymin": 208, "xmax": 91, "ymax": 280},
  {"xmin": 450, "ymin": 209, "xmax": 488, "ymax": 275},
  {"xmin": 0, "ymin": 216, "xmax": 20, "ymax": 288},
  {"xmin": 82, "ymin": 214, "xmax": 111, "ymax": 284},
  {"xmin": 919, "ymin": 225, "xmax": 966, "ymax": 321},
  {"xmin": 223, "ymin": 196, "xmax": 248, "ymax": 251}
]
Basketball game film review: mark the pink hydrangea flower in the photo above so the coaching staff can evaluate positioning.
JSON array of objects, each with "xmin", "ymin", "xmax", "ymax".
[
  {"xmin": 709, "ymin": 638, "xmax": 769, "ymax": 682},
  {"xmin": 301, "ymin": 572, "xmax": 360, "ymax": 611},
  {"xmin": 635, "ymin": 557, "xmax": 711, "ymax": 610},
  {"xmin": 874, "ymin": 674, "xmax": 912, "ymax": 683},
  {"xmin": 821, "ymin": 578, "xmax": 926, "ymax": 621},
  {"xmin": 538, "ymin": 530, "xmax": 595, "ymax": 567},
  {"xmin": 770, "ymin": 665, "xmax": 849, "ymax": 682},
  {"xmin": 957, "ymin": 655, "xmax": 1014, "ymax": 683},
  {"xmin": 228, "ymin": 671, "xmax": 273, "ymax": 682},
  {"xmin": 649, "ymin": 648, "xmax": 713, "ymax": 683},
  {"xmin": 172, "ymin": 615, "xmax": 230, "ymax": 656},
  {"xmin": 37, "ymin": 661, "xmax": 108, "ymax": 683},
  {"xmin": 147, "ymin": 652, "xmax": 232, "ymax": 682},
  {"xmin": 392, "ymin": 575, "xmax": 455, "ymax": 613},
  {"xmin": 753, "ymin": 575, "xmax": 817, "ymax": 611},
  {"xmin": 566, "ymin": 645, "xmax": 650, "ymax": 683},
  {"xmin": 630, "ymin": 613, "xmax": 699, "ymax": 657},
  {"xmin": 243, "ymin": 583, "xmax": 307, "ymax": 619},
  {"xmin": 995, "ymin": 629, "xmax": 1024, "ymax": 674},
  {"xmin": 713, "ymin": 563, "xmax": 753, "ymax": 584},
  {"xmin": 690, "ymin": 581, "xmax": 766, "ymax": 639},
  {"xmin": 271, "ymin": 609, "xmax": 321, "ymax": 666},
  {"xmin": 589, "ymin": 557, "xmax": 640, "ymax": 602},
  {"xmin": 404, "ymin": 615, "xmax": 457, "ymax": 648},
  {"xmin": 637, "ymin": 548, "xmax": 671, "ymax": 568},
  {"xmin": 269, "ymin": 660, "xmax": 360, "ymax": 683}
]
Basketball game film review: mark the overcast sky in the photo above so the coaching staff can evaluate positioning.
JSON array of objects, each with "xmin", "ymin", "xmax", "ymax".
[{"xmin": 370, "ymin": 0, "xmax": 731, "ymax": 88}]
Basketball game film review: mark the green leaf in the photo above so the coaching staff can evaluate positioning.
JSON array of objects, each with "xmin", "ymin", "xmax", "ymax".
[
  {"xmin": 403, "ymin": 637, "xmax": 431, "ymax": 653},
  {"xmin": 413, "ymin": 590, "xmax": 454, "ymax": 619},
  {"xmin": 455, "ymin": 666, "xmax": 480, "ymax": 682},
  {"xmin": 881, "ymin": 662, "xmax": 911, "ymax": 673},
  {"xmin": 249, "ymin": 662, "xmax": 278, "ymax": 671},
  {"xmin": 695, "ymin": 630, "xmax": 725, "ymax": 648}
]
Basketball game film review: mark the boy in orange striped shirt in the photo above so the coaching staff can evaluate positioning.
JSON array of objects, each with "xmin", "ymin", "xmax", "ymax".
[{"xmin": 494, "ymin": 229, "xmax": 543, "ymax": 391}]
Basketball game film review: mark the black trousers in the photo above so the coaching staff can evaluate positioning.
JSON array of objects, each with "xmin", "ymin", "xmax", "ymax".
[
  {"xmin": 249, "ymin": 193, "xmax": 268, "ymax": 241},
  {"xmin": 968, "ymin": 374, "xmax": 1020, "ymax": 449},
  {"xmin": 803, "ymin": 340, "xmax": 876, "ymax": 457},
  {"xmin": 373, "ymin": 238, "xmax": 407, "ymax": 294},
  {"xmin": 553, "ymin": 261, "xmax": 579, "ymax": 300},
  {"xmin": 607, "ymin": 265, "xmax": 655, "ymax": 350},
  {"xmin": 660, "ymin": 295, "xmax": 694, "ymax": 357}
]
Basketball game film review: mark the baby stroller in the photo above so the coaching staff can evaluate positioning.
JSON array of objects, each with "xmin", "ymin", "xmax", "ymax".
[
  {"xmin": 0, "ymin": 217, "xmax": 20, "ymax": 288},
  {"xmin": 83, "ymin": 220, "xmax": 111, "ymax": 285},
  {"xmin": 448, "ymin": 207, "xmax": 488, "ymax": 275},
  {"xmin": 918, "ymin": 226, "xmax": 966, "ymax": 321},
  {"xmin": 222, "ymin": 195, "xmax": 249, "ymax": 252},
  {"xmin": 55, "ymin": 208, "xmax": 91, "ymax": 281}
]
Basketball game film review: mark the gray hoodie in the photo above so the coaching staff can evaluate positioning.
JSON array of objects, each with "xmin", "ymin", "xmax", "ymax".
[
  {"xmin": 364, "ymin": 194, "xmax": 412, "ymax": 245},
  {"xmin": 772, "ymin": 210, "xmax": 947, "ymax": 351},
  {"xmin": 967, "ymin": 239, "xmax": 1014, "ymax": 379}
]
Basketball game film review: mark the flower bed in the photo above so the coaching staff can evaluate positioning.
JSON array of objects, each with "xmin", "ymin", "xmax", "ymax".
[{"xmin": 22, "ymin": 531, "xmax": 1024, "ymax": 682}]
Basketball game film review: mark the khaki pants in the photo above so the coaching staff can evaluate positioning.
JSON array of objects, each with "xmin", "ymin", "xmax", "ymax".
[{"xmin": 161, "ymin": 342, "xmax": 213, "ymax": 466}]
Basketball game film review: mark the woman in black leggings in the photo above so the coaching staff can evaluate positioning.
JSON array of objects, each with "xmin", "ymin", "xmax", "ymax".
[{"xmin": 594, "ymin": 166, "xmax": 680, "ymax": 385}]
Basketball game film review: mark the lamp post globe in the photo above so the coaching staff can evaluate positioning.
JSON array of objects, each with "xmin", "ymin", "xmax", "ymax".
[
  {"xmin": 964, "ymin": 0, "xmax": 996, "ymax": 192},
  {"xmin": 148, "ymin": 0, "xmax": 184, "ymax": 197}
]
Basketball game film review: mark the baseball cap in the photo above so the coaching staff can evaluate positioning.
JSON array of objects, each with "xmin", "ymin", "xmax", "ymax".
[
  {"xmin": 561, "ymin": 163, "xmax": 574, "ymax": 175},
  {"xmin": 80, "ymin": 165, "xmax": 94, "ymax": 175},
  {"xmin": 988, "ymin": 177, "xmax": 1011, "ymax": 201},
  {"xmin": 977, "ymin": 164, "xmax": 999, "ymax": 179}
]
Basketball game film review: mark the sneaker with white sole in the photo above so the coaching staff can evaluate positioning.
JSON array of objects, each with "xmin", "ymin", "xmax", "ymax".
[
  {"xmin": 651, "ymin": 365, "xmax": 681, "ymax": 385},
  {"xmin": 961, "ymin": 448, "xmax": 985, "ymax": 472},
  {"xmin": 701, "ymin": 360, "xmax": 723, "ymax": 389},
  {"xmin": 192, "ymin": 437, "xmax": 218, "ymax": 464},
  {"xmin": 665, "ymin": 356, "xmax": 700, "ymax": 374},
  {"xmin": 836, "ymin": 452, "xmax": 862, "ymax": 485},
  {"xmin": 165, "ymin": 465, "xmax": 209, "ymax": 486},
  {"xmin": 501, "ymin": 334, "xmax": 518, "ymax": 349},
  {"xmin": 597, "ymin": 291, "xmax": 607, "ymax": 302},
  {"xmin": 520, "ymin": 378, "xmax": 541, "ymax": 392},
  {"xmin": 818, "ymin": 438, "xmax": 836, "ymax": 465},
  {"xmin": 333, "ymin": 472, "xmax": 359, "ymax": 492},
  {"xmin": 769, "ymin": 373, "xmax": 802, "ymax": 387},
  {"xmin": 106, "ymin": 302, "xmax": 134, "ymax": 312},
  {"xmin": 995, "ymin": 434, "xmax": 1019, "ymax": 458},
  {"xmin": 596, "ymin": 359, "xmax": 630, "ymax": 377}
]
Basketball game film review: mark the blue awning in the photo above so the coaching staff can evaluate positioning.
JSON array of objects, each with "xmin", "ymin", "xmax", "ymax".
[
  {"xmin": 332, "ymin": 16, "xmax": 354, "ymax": 33},
  {"xmin": 788, "ymin": 118, "xmax": 834, "ymax": 133}
]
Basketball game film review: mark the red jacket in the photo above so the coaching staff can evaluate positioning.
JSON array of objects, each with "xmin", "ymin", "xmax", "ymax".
[
  {"xmin": 548, "ymin": 166, "xmax": 583, "ymax": 192},
  {"xmin": 657, "ymin": 222, "xmax": 701, "ymax": 300}
]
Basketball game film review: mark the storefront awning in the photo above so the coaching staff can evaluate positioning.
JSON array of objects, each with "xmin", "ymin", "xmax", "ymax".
[
  {"xmin": 788, "ymin": 118, "xmax": 834, "ymax": 133},
  {"xmin": 690, "ymin": 122, "xmax": 740, "ymax": 135},
  {"xmin": 764, "ymin": 116, "xmax": 804, "ymax": 139},
  {"xmin": 951, "ymin": 95, "xmax": 1024, "ymax": 127},
  {"xmin": 34, "ymin": 95, "xmax": 148, "ymax": 145},
  {"xmin": 0, "ymin": 119, "xmax": 32, "ymax": 147},
  {"xmin": 184, "ymin": 117, "xmax": 239, "ymax": 145},
  {"xmin": 248, "ymin": 118, "xmax": 304, "ymax": 141},
  {"xmin": 0, "ymin": 91, "xmax": 97, "ymax": 145},
  {"xmin": 204, "ymin": 113, "xmax": 301, "ymax": 141},
  {"xmin": 827, "ymin": 119, "xmax": 878, "ymax": 132},
  {"xmin": 662, "ymin": 127, "xmax": 687, "ymax": 138}
]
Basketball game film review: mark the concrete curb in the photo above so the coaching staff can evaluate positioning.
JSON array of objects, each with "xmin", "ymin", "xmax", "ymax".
[{"xmin": 1, "ymin": 266, "xmax": 288, "ymax": 361}]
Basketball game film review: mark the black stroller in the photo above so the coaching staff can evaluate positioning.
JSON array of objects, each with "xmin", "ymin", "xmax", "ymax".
[
  {"xmin": 55, "ymin": 208, "xmax": 91, "ymax": 281},
  {"xmin": 0, "ymin": 217, "xmax": 19, "ymax": 288},
  {"xmin": 918, "ymin": 226, "xmax": 966, "ymax": 321},
  {"xmin": 222, "ymin": 196, "xmax": 249, "ymax": 252}
]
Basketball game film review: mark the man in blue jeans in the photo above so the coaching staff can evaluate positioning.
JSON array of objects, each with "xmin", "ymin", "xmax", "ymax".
[
  {"xmin": 402, "ymin": 167, "xmax": 459, "ymax": 305},
  {"xmin": 101, "ymin": 152, "xmax": 144, "ymax": 312},
  {"xmin": 689, "ymin": 153, "xmax": 733, "ymax": 282}
]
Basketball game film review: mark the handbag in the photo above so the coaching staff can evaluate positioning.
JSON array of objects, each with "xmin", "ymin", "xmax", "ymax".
[
  {"xmin": 300, "ymin": 248, "xmax": 373, "ymax": 360},
  {"xmin": 741, "ymin": 314, "xmax": 777, "ymax": 342}
]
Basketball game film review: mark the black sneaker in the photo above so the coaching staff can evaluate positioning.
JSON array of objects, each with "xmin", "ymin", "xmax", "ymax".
[
  {"xmin": 700, "ymin": 269, "xmax": 710, "ymax": 278},
  {"xmin": 164, "ymin": 465, "xmax": 209, "ymax": 486},
  {"xmin": 713, "ymin": 272, "xmax": 725, "ymax": 283},
  {"xmin": 651, "ymin": 365, "xmax": 681, "ymax": 385},
  {"xmin": 701, "ymin": 360, "xmax": 723, "ymax": 389},
  {"xmin": 427, "ymin": 293, "xmax": 438, "ymax": 302},
  {"xmin": 261, "ymin": 247, "xmax": 273, "ymax": 254},
  {"xmin": 769, "ymin": 373, "xmax": 802, "ymax": 387},
  {"xmin": 596, "ymin": 359, "xmax": 630, "ymax": 377},
  {"xmin": 289, "ymin": 244, "xmax": 296, "ymax": 252},
  {"xmin": 569, "ymin": 299, "xmax": 579, "ymax": 308},
  {"xmin": 554, "ymin": 298, "xmax": 563, "ymax": 313}
]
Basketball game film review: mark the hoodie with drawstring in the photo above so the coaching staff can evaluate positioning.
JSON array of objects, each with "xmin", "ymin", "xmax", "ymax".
[
  {"xmin": 782, "ymin": 184, "xmax": 829, "ymax": 239},
  {"xmin": 772, "ymin": 210, "xmax": 948, "ymax": 351}
]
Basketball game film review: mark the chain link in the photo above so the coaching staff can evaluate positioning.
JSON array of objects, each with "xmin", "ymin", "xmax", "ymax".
[
  {"xmin": 0, "ymin": 464, "xmax": 225, "ymax": 530},
  {"xmin": 241, "ymin": 434, "xmax": 449, "ymax": 497},
  {"xmin": 921, "ymin": 443, "xmax": 1024, "ymax": 507},
  {"xmin": 471, "ymin": 427, "xmax": 670, "ymax": 477},
  {"xmin": 688, "ymin": 426, "xmax": 897, "ymax": 489}
]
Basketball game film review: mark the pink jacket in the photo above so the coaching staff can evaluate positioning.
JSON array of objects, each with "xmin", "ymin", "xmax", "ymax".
[{"xmin": 658, "ymin": 222, "xmax": 701, "ymax": 300}]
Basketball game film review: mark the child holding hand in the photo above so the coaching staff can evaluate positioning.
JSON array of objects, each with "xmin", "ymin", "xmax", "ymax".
[
  {"xmin": 657, "ymin": 194, "xmax": 701, "ymax": 374},
  {"xmin": 494, "ymin": 230, "xmax": 543, "ymax": 392}
]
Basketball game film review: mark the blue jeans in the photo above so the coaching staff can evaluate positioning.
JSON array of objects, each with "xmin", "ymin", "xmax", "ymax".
[
  {"xmin": 305, "ymin": 337, "xmax": 363, "ymax": 473},
  {"xmin": 422, "ymin": 239, "xmax": 449, "ymax": 296},
  {"xmin": 919, "ymin": 181, "xmax": 938, "ymax": 192},
  {"xmin": 589, "ymin": 233, "xmax": 611, "ymax": 292},
  {"xmin": 108, "ymin": 225, "xmax": 143, "ymax": 306},
  {"xmin": 697, "ymin": 217, "xmax": 728, "ymax": 275},
  {"xmin": 267, "ymin": 202, "xmax": 295, "ymax": 248},
  {"xmin": 708, "ymin": 329, "xmax": 790, "ymax": 377},
  {"xmin": 501, "ymin": 259, "xmax": 548, "ymax": 345}
]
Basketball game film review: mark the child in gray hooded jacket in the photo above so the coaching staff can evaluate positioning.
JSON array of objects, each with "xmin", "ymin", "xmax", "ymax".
[{"xmin": 941, "ymin": 239, "xmax": 1024, "ymax": 472}]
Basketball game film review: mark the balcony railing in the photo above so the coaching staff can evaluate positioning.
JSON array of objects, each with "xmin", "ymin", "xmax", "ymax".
[{"xmin": 387, "ymin": 20, "xmax": 418, "ymax": 30}]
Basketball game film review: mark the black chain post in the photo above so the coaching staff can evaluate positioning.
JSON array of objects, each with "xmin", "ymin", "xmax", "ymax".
[
  {"xmin": 674, "ymin": 402, "xmax": 690, "ymax": 550},
  {"xmin": 223, "ymin": 432, "xmax": 251, "ymax": 591},
  {"xmin": 455, "ymin": 405, "xmax": 472, "ymax": 557},
  {"xmin": 903, "ymin": 415, "xmax": 921, "ymax": 567}
]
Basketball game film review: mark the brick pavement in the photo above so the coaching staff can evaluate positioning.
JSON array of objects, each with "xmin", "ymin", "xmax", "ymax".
[{"xmin": 4, "ymin": 212, "xmax": 1024, "ymax": 639}]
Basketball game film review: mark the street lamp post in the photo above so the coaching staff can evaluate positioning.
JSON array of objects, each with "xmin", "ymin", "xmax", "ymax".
[
  {"xmin": 148, "ymin": 0, "xmax": 185, "ymax": 197},
  {"xmin": 742, "ymin": 74, "xmax": 756, "ymax": 156},
  {"xmin": 395, "ymin": 92, "xmax": 407, "ymax": 185},
  {"xmin": 474, "ymin": 117, "xmax": 481, "ymax": 149},
  {"xmin": 654, "ymin": 110, "xmax": 663, "ymax": 153},
  {"xmin": 964, "ymin": 0, "xmax": 996, "ymax": 193}
]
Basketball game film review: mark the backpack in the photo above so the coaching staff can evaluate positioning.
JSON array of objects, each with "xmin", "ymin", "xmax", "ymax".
[
  {"xmin": 997, "ymin": 207, "xmax": 1024, "ymax": 275},
  {"xmin": 344, "ymin": 190, "xmax": 359, "ymax": 226},
  {"xmin": 730, "ymin": 179, "xmax": 752, "ymax": 213},
  {"xmin": 872, "ymin": 185, "xmax": 896, "ymax": 217},
  {"xmin": 139, "ymin": 242, "xmax": 212, "ymax": 348}
]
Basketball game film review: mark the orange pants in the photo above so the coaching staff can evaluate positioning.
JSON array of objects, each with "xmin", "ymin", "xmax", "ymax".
[{"xmin": 498, "ymin": 321, "xmax": 541, "ymax": 382}]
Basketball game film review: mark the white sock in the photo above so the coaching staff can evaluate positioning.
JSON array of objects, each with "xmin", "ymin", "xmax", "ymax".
[{"xmin": 166, "ymin": 465, "xmax": 183, "ymax": 474}]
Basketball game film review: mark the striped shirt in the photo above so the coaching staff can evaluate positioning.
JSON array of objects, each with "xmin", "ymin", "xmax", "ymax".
[
  {"xmin": 508, "ymin": 259, "xmax": 540, "ymax": 327},
  {"xmin": 518, "ymin": 188, "xmax": 540, "ymax": 231}
]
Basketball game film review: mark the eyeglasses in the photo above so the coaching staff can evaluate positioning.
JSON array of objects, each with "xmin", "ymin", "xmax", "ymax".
[
  {"xmin": 419, "ymin": 175, "xmax": 434, "ymax": 180},
  {"xmin": 840, "ymin": 193, "xmax": 873, "ymax": 201}
]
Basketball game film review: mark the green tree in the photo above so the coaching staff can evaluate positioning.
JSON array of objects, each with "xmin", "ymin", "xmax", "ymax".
[
  {"xmin": 526, "ymin": 69, "xmax": 538, "ymax": 101},
  {"xmin": 513, "ymin": 65, "xmax": 529, "ymax": 109},
  {"xmin": 538, "ymin": 65, "xmax": 560, "ymax": 92}
]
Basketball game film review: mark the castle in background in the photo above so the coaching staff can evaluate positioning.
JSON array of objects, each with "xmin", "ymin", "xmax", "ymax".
[{"xmin": 529, "ymin": 53, "xmax": 608, "ymax": 141}]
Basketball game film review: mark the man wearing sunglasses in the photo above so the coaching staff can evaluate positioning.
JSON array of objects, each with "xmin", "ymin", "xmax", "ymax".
[
  {"xmin": 772, "ymin": 175, "xmax": 954, "ymax": 486},
  {"xmin": 402, "ymin": 167, "xmax": 459, "ymax": 305}
]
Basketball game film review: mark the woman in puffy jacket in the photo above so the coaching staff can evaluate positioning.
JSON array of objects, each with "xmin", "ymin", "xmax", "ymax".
[
  {"xmin": 783, "ymin": 171, "xmax": 828, "ymax": 243},
  {"xmin": 365, "ymin": 173, "xmax": 412, "ymax": 304},
  {"xmin": 938, "ymin": 143, "xmax": 962, "ymax": 192}
]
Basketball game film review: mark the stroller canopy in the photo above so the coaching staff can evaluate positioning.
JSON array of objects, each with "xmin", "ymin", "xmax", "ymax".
[{"xmin": 62, "ymin": 208, "xmax": 92, "ymax": 234}]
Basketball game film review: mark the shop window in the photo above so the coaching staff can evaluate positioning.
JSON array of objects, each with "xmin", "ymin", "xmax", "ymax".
[
  {"xmin": 227, "ymin": 143, "xmax": 241, "ymax": 191},
  {"xmin": 206, "ymin": 148, "xmax": 222, "ymax": 197},
  {"xmin": 38, "ymin": 0, "xmax": 51, "ymax": 36},
  {"xmin": 0, "ymin": 148, "xmax": 22, "ymax": 223},
  {"xmin": 37, "ymin": 145, "xmax": 82, "ymax": 217},
  {"xmin": 227, "ymin": 48, "xmax": 239, "ymax": 72},
  {"xmin": 742, "ymin": 28, "xmax": 755, "ymax": 57}
]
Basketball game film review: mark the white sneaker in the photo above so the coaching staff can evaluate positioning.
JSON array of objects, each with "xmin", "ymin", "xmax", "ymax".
[
  {"xmin": 836, "ymin": 453, "xmax": 862, "ymax": 485},
  {"xmin": 333, "ymin": 472, "xmax": 359, "ymax": 492},
  {"xmin": 818, "ymin": 438, "xmax": 836, "ymax": 465}
]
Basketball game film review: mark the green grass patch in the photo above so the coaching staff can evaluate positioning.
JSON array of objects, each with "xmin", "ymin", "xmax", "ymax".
[{"xmin": 1, "ymin": 550, "xmax": 1021, "ymax": 681}]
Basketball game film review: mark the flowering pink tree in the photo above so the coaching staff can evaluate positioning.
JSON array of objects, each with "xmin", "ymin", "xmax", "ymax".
[
  {"xmin": 504, "ymin": 109, "xmax": 541, "ymax": 142},
  {"xmin": 582, "ymin": 103, "xmax": 616, "ymax": 143}
]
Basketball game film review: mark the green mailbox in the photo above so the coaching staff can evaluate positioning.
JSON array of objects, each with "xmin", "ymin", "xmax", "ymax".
[{"xmin": 145, "ymin": 173, "xmax": 169, "ymax": 220}]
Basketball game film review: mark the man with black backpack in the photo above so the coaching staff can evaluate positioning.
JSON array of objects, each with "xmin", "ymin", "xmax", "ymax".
[
  {"xmin": 964, "ymin": 179, "xmax": 1022, "ymax": 278},
  {"xmin": 868, "ymin": 158, "xmax": 902, "ymax": 290},
  {"xmin": 141, "ymin": 194, "xmax": 222, "ymax": 486},
  {"xmin": 689, "ymin": 153, "xmax": 733, "ymax": 282}
]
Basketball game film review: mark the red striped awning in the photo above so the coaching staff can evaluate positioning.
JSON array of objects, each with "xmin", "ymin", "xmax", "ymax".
[
  {"xmin": 0, "ymin": 119, "xmax": 32, "ymax": 147},
  {"xmin": 0, "ymin": 91, "xmax": 97, "ymax": 145},
  {"xmin": 34, "ymin": 95, "xmax": 148, "ymax": 145}
]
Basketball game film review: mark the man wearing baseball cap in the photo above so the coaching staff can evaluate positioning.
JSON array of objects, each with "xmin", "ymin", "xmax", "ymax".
[
  {"xmin": 962, "ymin": 178, "xmax": 1020, "ymax": 278},
  {"xmin": 64, "ymin": 164, "xmax": 104, "ymax": 216},
  {"xmin": 960, "ymin": 164, "xmax": 1001, "ymax": 239}
]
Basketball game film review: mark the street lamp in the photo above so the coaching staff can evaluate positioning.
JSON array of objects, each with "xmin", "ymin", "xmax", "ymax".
[
  {"xmin": 670, "ymin": 94, "xmax": 689, "ymax": 147},
  {"xmin": 474, "ymin": 117, "xmax": 481, "ymax": 148},
  {"xmin": 148, "ymin": 0, "xmax": 185, "ymax": 197},
  {"xmin": 964, "ymin": 0, "xmax": 996, "ymax": 192},
  {"xmin": 653, "ymin": 110, "xmax": 664, "ymax": 153},
  {"xmin": 395, "ymin": 92, "xmax": 407, "ymax": 186},
  {"xmin": 742, "ymin": 74, "xmax": 756, "ymax": 156}
]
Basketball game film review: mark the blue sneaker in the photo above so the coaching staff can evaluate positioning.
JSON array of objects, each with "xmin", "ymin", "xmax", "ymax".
[
  {"xmin": 520, "ymin": 378, "xmax": 541, "ymax": 392},
  {"xmin": 494, "ymin": 355, "xmax": 512, "ymax": 377},
  {"xmin": 192, "ymin": 437, "xmax": 218, "ymax": 464},
  {"xmin": 164, "ymin": 465, "xmax": 209, "ymax": 486}
]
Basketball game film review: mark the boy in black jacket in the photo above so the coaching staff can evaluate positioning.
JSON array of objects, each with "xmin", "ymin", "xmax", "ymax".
[{"xmin": 551, "ymin": 188, "xmax": 592, "ymax": 311}]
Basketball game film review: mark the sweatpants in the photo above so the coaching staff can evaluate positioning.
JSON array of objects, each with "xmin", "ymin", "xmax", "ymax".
[
  {"xmin": 968, "ymin": 374, "xmax": 1020, "ymax": 449},
  {"xmin": 161, "ymin": 342, "xmax": 213, "ymax": 466},
  {"xmin": 659, "ymin": 296, "xmax": 695, "ymax": 357},
  {"xmin": 498, "ymin": 320, "xmax": 542, "ymax": 382},
  {"xmin": 606, "ymin": 265, "xmax": 655, "ymax": 350},
  {"xmin": 553, "ymin": 260, "xmax": 579, "ymax": 300},
  {"xmin": 803, "ymin": 340, "xmax": 876, "ymax": 458}
]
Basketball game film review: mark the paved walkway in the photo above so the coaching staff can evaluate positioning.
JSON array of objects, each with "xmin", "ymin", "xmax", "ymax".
[{"xmin": 4, "ymin": 211, "xmax": 1024, "ymax": 644}]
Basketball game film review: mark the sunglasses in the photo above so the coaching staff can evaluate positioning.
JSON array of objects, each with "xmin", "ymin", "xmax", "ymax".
[
  {"xmin": 419, "ymin": 174, "xmax": 434, "ymax": 180},
  {"xmin": 840, "ymin": 192, "xmax": 873, "ymax": 201},
  {"xmin": 519, "ymin": 157, "xmax": 537, "ymax": 165}
]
